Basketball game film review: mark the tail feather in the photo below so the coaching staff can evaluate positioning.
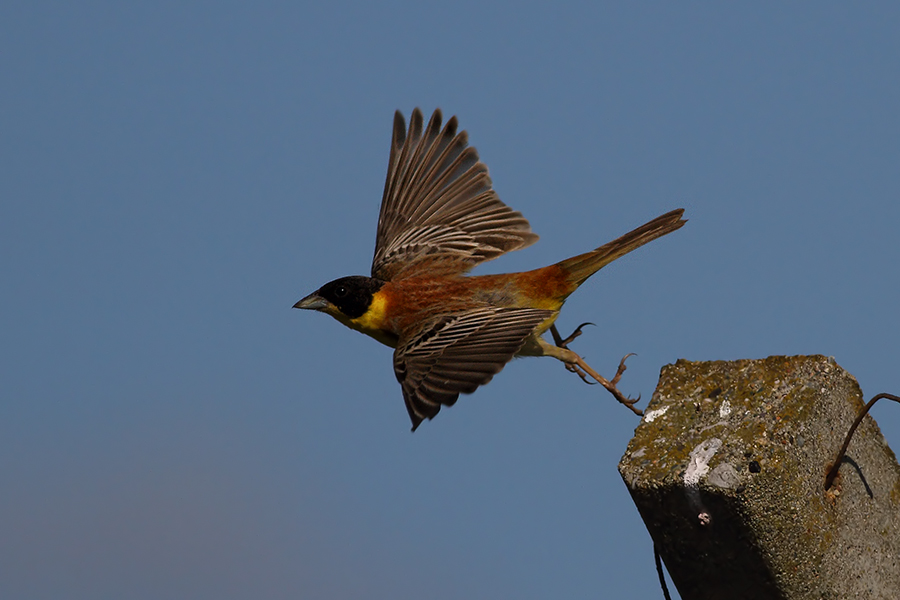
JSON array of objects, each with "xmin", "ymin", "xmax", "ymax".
[{"xmin": 556, "ymin": 209, "xmax": 686, "ymax": 285}]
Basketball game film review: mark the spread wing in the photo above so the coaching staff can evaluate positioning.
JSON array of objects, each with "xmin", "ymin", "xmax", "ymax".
[
  {"xmin": 372, "ymin": 108, "xmax": 538, "ymax": 281},
  {"xmin": 393, "ymin": 307, "xmax": 553, "ymax": 430}
]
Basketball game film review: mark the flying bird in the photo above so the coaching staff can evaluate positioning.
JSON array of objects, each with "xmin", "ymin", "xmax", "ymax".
[{"xmin": 295, "ymin": 108, "xmax": 686, "ymax": 430}]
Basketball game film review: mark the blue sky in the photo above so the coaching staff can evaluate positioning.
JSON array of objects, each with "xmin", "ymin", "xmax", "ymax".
[{"xmin": 2, "ymin": 3, "xmax": 898, "ymax": 599}]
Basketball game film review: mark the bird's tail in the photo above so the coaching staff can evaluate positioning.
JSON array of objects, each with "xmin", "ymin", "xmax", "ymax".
[{"xmin": 555, "ymin": 209, "xmax": 686, "ymax": 286}]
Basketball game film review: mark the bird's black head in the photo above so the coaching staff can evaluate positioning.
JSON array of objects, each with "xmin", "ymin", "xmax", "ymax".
[{"xmin": 294, "ymin": 275, "xmax": 385, "ymax": 319}]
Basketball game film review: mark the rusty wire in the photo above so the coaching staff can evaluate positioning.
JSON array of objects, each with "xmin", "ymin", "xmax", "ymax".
[{"xmin": 824, "ymin": 392, "xmax": 900, "ymax": 490}]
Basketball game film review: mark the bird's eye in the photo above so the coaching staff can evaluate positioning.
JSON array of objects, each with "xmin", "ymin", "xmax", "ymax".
[{"xmin": 334, "ymin": 285, "xmax": 348, "ymax": 298}]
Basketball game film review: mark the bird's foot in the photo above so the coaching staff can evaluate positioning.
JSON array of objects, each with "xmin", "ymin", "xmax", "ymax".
[
  {"xmin": 549, "ymin": 325, "xmax": 642, "ymax": 415},
  {"xmin": 578, "ymin": 352, "xmax": 642, "ymax": 416},
  {"xmin": 605, "ymin": 353, "xmax": 641, "ymax": 414},
  {"xmin": 551, "ymin": 322, "xmax": 595, "ymax": 348},
  {"xmin": 551, "ymin": 324, "xmax": 599, "ymax": 384}
]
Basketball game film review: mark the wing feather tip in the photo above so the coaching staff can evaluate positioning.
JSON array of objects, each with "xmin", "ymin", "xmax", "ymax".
[{"xmin": 392, "ymin": 110, "xmax": 406, "ymax": 145}]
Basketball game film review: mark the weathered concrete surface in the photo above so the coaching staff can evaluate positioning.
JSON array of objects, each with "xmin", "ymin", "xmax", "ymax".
[{"xmin": 618, "ymin": 355, "xmax": 900, "ymax": 600}]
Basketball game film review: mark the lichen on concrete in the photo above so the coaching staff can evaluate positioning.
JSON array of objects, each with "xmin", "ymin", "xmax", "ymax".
[{"xmin": 619, "ymin": 355, "xmax": 900, "ymax": 600}]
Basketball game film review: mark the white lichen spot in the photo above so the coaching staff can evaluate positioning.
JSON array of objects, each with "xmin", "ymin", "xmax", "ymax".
[
  {"xmin": 719, "ymin": 400, "xmax": 732, "ymax": 418},
  {"xmin": 643, "ymin": 405, "xmax": 670, "ymax": 423},
  {"xmin": 685, "ymin": 438, "xmax": 722, "ymax": 486}
]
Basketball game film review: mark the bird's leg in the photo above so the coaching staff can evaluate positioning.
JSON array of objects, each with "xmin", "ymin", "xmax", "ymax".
[
  {"xmin": 544, "ymin": 325, "xmax": 643, "ymax": 416},
  {"xmin": 550, "ymin": 323, "xmax": 597, "ymax": 384}
]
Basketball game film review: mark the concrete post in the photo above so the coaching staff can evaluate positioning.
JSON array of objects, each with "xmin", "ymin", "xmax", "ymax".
[{"xmin": 618, "ymin": 355, "xmax": 900, "ymax": 600}]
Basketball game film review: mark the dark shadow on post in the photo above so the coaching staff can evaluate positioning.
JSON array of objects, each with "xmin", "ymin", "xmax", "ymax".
[{"xmin": 837, "ymin": 456, "xmax": 874, "ymax": 499}]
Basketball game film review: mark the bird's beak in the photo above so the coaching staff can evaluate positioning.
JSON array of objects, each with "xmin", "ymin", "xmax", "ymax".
[{"xmin": 293, "ymin": 292, "xmax": 328, "ymax": 311}]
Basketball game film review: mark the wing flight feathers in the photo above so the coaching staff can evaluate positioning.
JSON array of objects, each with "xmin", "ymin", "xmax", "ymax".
[
  {"xmin": 393, "ymin": 307, "xmax": 552, "ymax": 430},
  {"xmin": 372, "ymin": 109, "xmax": 537, "ymax": 281}
]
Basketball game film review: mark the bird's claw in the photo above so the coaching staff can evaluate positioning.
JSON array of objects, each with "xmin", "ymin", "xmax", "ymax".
[
  {"xmin": 552, "ymin": 322, "xmax": 596, "ymax": 348},
  {"xmin": 606, "ymin": 352, "xmax": 641, "ymax": 414},
  {"xmin": 610, "ymin": 352, "xmax": 636, "ymax": 386}
]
